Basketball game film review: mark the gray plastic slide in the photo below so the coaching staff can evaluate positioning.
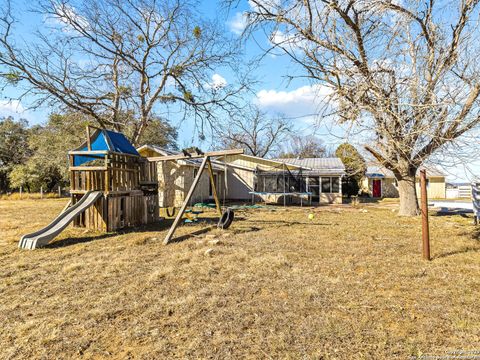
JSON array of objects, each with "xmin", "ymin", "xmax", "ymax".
[{"xmin": 19, "ymin": 191, "xmax": 103, "ymax": 250}]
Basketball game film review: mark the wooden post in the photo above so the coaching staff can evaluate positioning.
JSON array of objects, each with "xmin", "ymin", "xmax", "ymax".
[
  {"xmin": 69, "ymin": 154, "xmax": 75, "ymax": 192},
  {"xmin": 20, "ymin": 185, "xmax": 22, "ymax": 199},
  {"xmin": 105, "ymin": 154, "xmax": 110, "ymax": 194},
  {"xmin": 420, "ymin": 169, "xmax": 431, "ymax": 260},
  {"xmin": 164, "ymin": 156, "xmax": 209, "ymax": 245},
  {"xmin": 58, "ymin": 185, "xmax": 61, "ymax": 198},
  {"xmin": 206, "ymin": 158, "xmax": 222, "ymax": 216},
  {"xmin": 40, "ymin": 186, "xmax": 43, "ymax": 199},
  {"xmin": 86, "ymin": 125, "xmax": 92, "ymax": 151},
  {"xmin": 147, "ymin": 148, "xmax": 244, "ymax": 162}
]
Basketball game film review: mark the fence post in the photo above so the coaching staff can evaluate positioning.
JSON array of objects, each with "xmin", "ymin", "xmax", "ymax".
[
  {"xmin": 20, "ymin": 186, "xmax": 22, "ymax": 199},
  {"xmin": 40, "ymin": 186, "xmax": 43, "ymax": 199},
  {"xmin": 420, "ymin": 169, "xmax": 431, "ymax": 260},
  {"xmin": 58, "ymin": 185, "xmax": 61, "ymax": 198}
]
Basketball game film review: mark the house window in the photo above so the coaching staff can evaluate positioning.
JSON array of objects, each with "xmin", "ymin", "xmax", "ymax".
[
  {"xmin": 264, "ymin": 176, "xmax": 277, "ymax": 192},
  {"xmin": 290, "ymin": 176, "xmax": 306, "ymax": 192},
  {"xmin": 277, "ymin": 176, "xmax": 286, "ymax": 192},
  {"xmin": 307, "ymin": 176, "xmax": 320, "ymax": 202},
  {"xmin": 321, "ymin": 177, "xmax": 331, "ymax": 193},
  {"xmin": 255, "ymin": 173, "xmax": 308, "ymax": 193},
  {"xmin": 332, "ymin": 177, "xmax": 340, "ymax": 193},
  {"xmin": 320, "ymin": 177, "xmax": 341, "ymax": 193}
]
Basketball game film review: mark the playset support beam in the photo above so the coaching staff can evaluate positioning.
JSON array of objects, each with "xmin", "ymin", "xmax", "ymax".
[
  {"xmin": 148, "ymin": 149, "xmax": 244, "ymax": 162},
  {"xmin": 164, "ymin": 156, "xmax": 210, "ymax": 244},
  {"xmin": 163, "ymin": 155, "xmax": 223, "ymax": 245},
  {"xmin": 86, "ymin": 126, "xmax": 92, "ymax": 151}
]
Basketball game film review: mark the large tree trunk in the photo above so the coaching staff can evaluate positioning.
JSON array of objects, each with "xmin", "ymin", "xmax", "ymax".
[{"xmin": 397, "ymin": 170, "xmax": 419, "ymax": 216}]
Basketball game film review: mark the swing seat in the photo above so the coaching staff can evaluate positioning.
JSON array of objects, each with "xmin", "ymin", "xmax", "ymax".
[{"xmin": 217, "ymin": 208, "xmax": 234, "ymax": 229}]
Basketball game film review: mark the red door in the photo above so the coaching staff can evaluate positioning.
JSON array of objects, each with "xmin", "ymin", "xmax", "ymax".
[{"xmin": 372, "ymin": 179, "xmax": 382, "ymax": 197}]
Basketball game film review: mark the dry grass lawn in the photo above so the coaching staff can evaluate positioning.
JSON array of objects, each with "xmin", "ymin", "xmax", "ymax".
[{"xmin": 1, "ymin": 198, "xmax": 480, "ymax": 359}]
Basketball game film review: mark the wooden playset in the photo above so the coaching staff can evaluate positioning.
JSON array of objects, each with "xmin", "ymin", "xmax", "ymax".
[
  {"xmin": 68, "ymin": 127, "xmax": 159, "ymax": 232},
  {"xmin": 19, "ymin": 126, "xmax": 242, "ymax": 249},
  {"xmin": 19, "ymin": 127, "xmax": 159, "ymax": 249}
]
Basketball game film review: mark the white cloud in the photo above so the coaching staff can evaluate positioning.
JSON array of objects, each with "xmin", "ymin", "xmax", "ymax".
[
  {"xmin": 269, "ymin": 29, "xmax": 312, "ymax": 53},
  {"xmin": 228, "ymin": 3, "xmax": 281, "ymax": 35},
  {"xmin": 270, "ymin": 29, "xmax": 287, "ymax": 45},
  {"xmin": 208, "ymin": 73, "xmax": 227, "ymax": 90},
  {"xmin": 0, "ymin": 100, "xmax": 34, "ymax": 122},
  {"xmin": 228, "ymin": 12, "xmax": 248, "ymax": 35},
  {"xmin": 254, "ymin": 84, "xmax": 350, "ymax": 141},
  {"xmin": 0, "ymin": 100, "xmax": 25, "ymax": 114},
  {"xmin": 248, "ymin": 0, "xmax": 280, "ymax": 13},
  {"xmin": 255, "ymin": 84, "xmax": 333, "ymax": 117},
  {"xmin": 46, "ymin": 3, "xmax": 89, "ymax": 33}
]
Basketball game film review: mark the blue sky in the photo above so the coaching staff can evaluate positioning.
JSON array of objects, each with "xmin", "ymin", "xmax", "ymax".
[
  {"xmin": 0, "ymin": 0, "xmax": 339, "ymax": 144},
  {"xmin": 1, "ymin": 0, "xmax": 479, "ymax": 182}
]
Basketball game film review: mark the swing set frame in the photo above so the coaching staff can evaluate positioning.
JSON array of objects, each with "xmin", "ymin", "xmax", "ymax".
[{"xmin": 148, "ymin": 149, "xmax": 243, "ymax": 244}]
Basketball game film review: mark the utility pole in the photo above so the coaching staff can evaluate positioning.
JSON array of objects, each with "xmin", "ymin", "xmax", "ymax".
[{"xmin": 420, "ymin": 169, "xmax": 431, "ymax": 260}]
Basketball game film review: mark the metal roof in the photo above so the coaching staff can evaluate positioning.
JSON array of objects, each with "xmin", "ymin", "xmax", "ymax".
[
  {"xmin": 366, "ymin": 163, "xmax": 445, "ymax": 178},
  {"xmin": 138, "ymin": 146, "xmax": 347, "ymax": 175},
  {"xmin": 272, "ymin": 157, "xmax": 346, "ymax": 175}
]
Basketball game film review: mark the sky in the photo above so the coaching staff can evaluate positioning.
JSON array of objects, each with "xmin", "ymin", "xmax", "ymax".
[{"xmin": 1, "ymin": 0, "xmax": 480, "ymax": 182}]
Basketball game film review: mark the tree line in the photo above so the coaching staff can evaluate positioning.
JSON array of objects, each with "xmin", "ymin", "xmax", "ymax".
[
  {"xmin": 0, "ymin": 113, "xmax": 177, "ymax": 193},
  {"xmin": 2, "ymin": 0, "xmax": 478, "ymax": 215},
  {"xmin": 1, "ymin": 111, "xmax": 367, "ymax": 197}
]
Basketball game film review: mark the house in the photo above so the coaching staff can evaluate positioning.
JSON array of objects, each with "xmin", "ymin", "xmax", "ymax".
[
  {"xmin": 138, "ymin": 145, "xmax": 346, "ymax": 206},
  {"xmin": 446, "ymin": 182, "xmax": 471, "ymax": 199},
  {"xmin": 361, "ymin": 163, "xmax": 446, "ymax": 199},
  {"xmin": 218, "ymin": 154, "xmax": 345, "ymax": 204},
  {"xmin": 137, "ymin": 145, "xmax": 225, "ymax": 208}
]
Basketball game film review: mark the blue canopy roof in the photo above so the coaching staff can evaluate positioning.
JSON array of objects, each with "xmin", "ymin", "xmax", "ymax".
[{"xmin": 72, "ymin": 129, "xmax": 139, "ymax": 166}]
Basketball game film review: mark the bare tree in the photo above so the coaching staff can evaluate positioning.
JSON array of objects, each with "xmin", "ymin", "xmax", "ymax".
[
  {"xmin": 278, "ymin": 134, "xmax": 328, "ymax": 158},
  {"xmin": 216, "ymin": 106, "xmax": 291, "ymax": 157},
  {"xmin": 235, "ymin": 0, "xmax": 480, "ymax": 215},
  {"xmin": 0, "ymin": 0, "xmax": 249, "ymax": 145}
]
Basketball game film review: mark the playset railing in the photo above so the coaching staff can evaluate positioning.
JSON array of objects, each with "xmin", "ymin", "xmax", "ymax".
[{"xmin": 69, "ymin": 151, "xmax": 157, "ymax": 194}]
